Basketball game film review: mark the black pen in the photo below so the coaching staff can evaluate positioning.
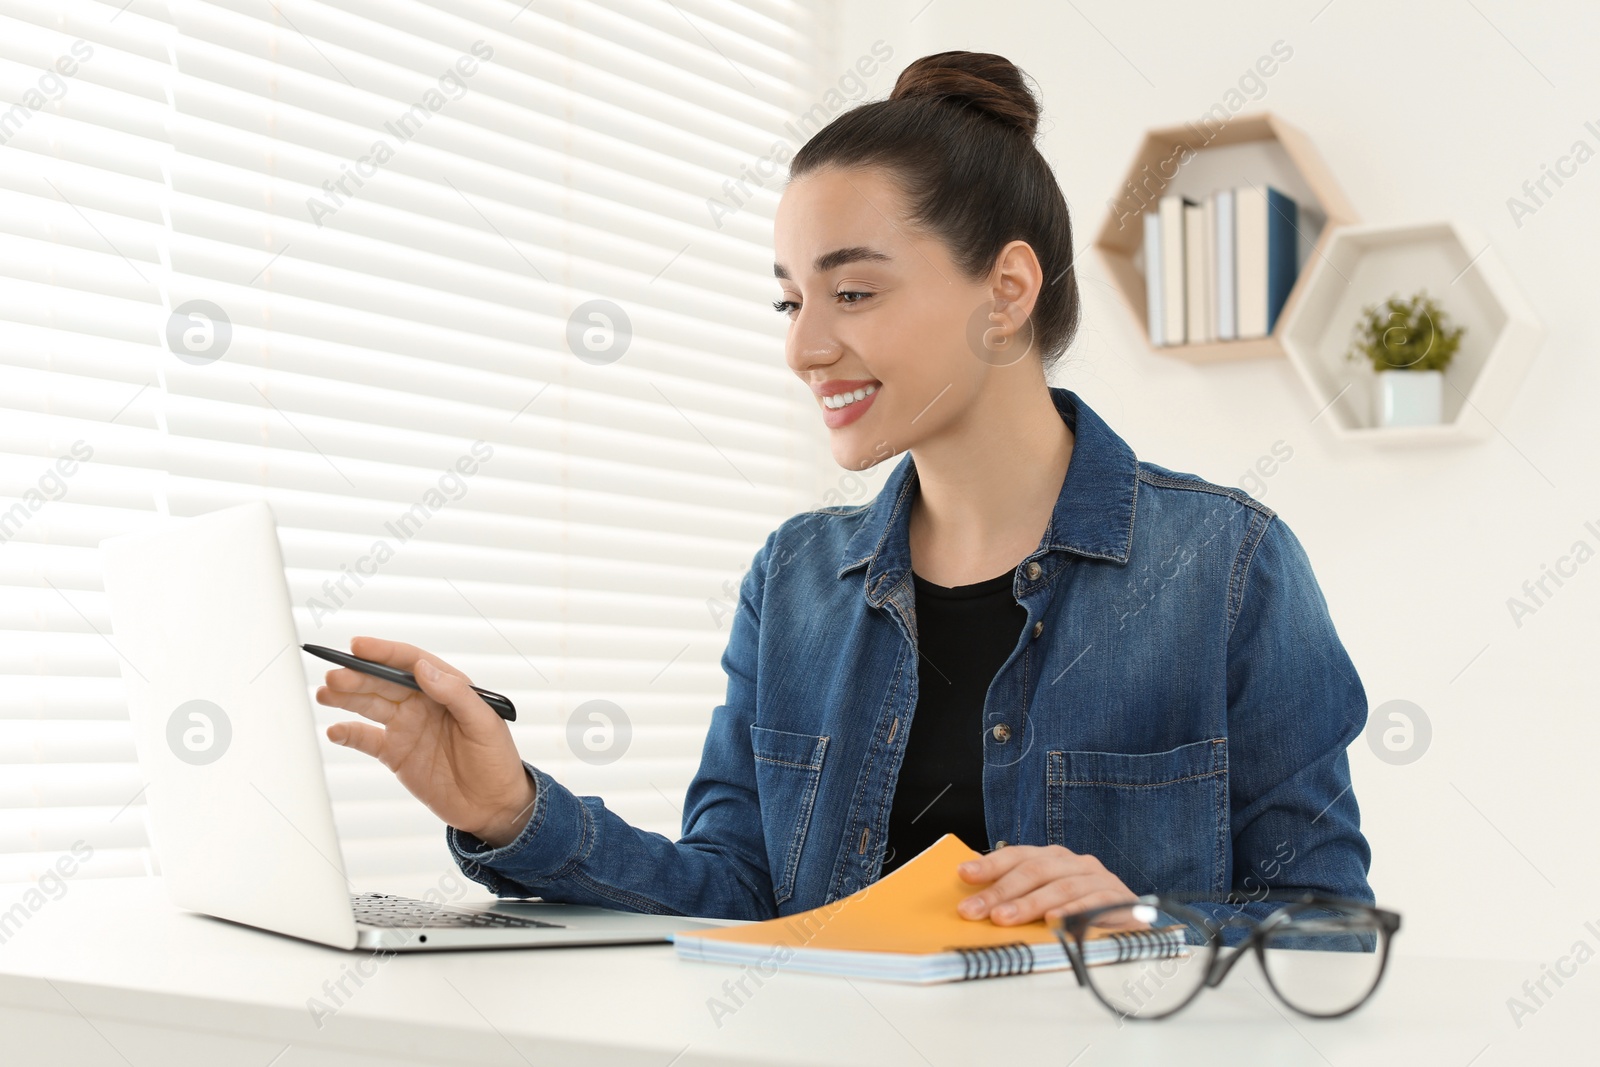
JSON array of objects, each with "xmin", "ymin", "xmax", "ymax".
[{"xmin": 301, "ymin": 644, "xmax": 517, "ymax": 722}]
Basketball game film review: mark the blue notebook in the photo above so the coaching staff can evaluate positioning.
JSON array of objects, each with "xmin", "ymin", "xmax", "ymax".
[{"xmin": 1265, "ymin": 186, "xmax": 1298, "ymax": 332}]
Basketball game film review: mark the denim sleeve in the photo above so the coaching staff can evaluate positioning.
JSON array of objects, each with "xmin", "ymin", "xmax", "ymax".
[
  {"xmin": 442, "ymin": 532, "xmax": 780, "ymax": 920},
  {"xmin": 1207, "ymin": 512, "xmax": 1373, "ymax": 929}
]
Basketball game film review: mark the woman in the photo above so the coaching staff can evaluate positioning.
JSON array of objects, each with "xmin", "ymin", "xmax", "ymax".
[{"xmin": 317, "ymin": 51, "xmax": 1372, "ymax": 927}]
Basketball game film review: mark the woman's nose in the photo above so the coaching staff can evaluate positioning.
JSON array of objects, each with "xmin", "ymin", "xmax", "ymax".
[{"xmin": 784, "ymin": 308, "xmax": 843, "ymax": 377}]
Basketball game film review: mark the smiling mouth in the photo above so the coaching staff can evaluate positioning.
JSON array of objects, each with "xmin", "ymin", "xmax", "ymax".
[{"xmin": 822, "ymin": 383, "xmax": 879, "ymax": 409}]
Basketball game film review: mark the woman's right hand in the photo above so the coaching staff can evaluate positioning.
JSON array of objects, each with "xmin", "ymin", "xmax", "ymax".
[{"xmin": 315, "ymin": 636, "xmax": 537, "ymax": 848}]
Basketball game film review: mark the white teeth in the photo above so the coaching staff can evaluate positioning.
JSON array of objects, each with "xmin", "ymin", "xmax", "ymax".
[{"xmin": 824, "ymin": 383, "xmax": 877, "ymax": 409}]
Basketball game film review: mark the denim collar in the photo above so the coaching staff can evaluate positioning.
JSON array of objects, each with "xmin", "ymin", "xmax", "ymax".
[{"xmin": 836, "ymin": 387, "xmax": 1139, "ymax": 605}]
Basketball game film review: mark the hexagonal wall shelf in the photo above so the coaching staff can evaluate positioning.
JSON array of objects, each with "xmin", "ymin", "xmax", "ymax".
[
  {"xmin": 1095, "ymin": 111, "xmax": 1357, "ymax": 363},
  {"xmin": 1279, "ymin": 220, "xmax": 1543, "ymax": 445}
]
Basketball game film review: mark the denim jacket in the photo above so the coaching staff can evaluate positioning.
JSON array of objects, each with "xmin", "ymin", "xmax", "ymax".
[{"xmin": 447, "ymin": 387, "xmax": 1373, "ymax": 919}]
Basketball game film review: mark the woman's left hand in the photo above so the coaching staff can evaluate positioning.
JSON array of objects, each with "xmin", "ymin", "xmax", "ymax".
[{"xmin": 956, "ymin": 844, "xmax": 1136, "ymax": 925}]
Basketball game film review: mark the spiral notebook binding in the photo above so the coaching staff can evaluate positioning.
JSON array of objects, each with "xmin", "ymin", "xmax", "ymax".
[
  {"xmin": 952, "ymin": 942, "xmax": 1037, "ymax": 980},
  {"xmin": 1106, "ymin": 927, "xmax": 1187, "ymax": 963}
]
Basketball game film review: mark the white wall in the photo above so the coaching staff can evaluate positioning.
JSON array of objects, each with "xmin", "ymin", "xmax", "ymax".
[{"xmin": 812, "ymin": 0, "xmax": 1600, "ymax": 962}]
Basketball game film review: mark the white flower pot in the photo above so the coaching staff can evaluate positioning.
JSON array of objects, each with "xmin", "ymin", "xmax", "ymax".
[{"xmin": 1373, "ymin": 369, "xmax": 1443, "ymax": 428}]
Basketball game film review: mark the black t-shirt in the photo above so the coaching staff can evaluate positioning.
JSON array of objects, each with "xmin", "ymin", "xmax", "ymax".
[{"xmin": 880, "ymin": 566, "xmax": 1029, "ymax": 876}]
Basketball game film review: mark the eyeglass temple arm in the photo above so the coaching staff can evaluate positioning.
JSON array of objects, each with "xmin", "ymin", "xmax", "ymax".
[{"xmin": 1058, "ymin": 936, "xmax": 1092, "ymax": 987}]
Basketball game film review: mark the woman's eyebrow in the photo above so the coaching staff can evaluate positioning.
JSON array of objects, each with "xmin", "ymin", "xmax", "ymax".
[{"xmin": 773, "ymin": 246, "xmax": 892, "ymax": 280}]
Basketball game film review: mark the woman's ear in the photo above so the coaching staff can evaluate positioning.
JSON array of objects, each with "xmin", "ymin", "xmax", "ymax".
[
  {"xmin": 971, "ymin": 239, "xmax": 1043, "ymax": 367},
  {"xmin": 988, "ymin": 239, "xmax": 1043, "ymax": 337}
]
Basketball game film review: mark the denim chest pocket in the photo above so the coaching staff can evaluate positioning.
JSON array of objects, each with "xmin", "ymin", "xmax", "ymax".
[
  {"xmin": 1046, "ymin": 738, "xmax": 1227, "ymax": 895},
  {"xmin": 750, "ymin": 725, "xmax": 829, "ymax": 906}
]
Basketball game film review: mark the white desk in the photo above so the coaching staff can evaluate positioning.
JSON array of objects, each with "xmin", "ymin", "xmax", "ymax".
[{"xmin": 0, "ymin": 877, "xmax": 1588, "ymax": 1065}]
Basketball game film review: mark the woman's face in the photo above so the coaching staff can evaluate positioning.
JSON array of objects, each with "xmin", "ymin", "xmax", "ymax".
[{"xmin": 773, "ymin": 165, "xmax": 1012, "ymax": 472}]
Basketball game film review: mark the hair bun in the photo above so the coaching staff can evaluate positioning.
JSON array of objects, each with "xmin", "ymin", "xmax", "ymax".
[{"xmin": 889, "ymin": 51, "xmax": 1040, "ymax": 139}]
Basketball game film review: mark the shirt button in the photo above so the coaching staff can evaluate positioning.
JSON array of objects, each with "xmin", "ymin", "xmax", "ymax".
[
  {"xmin": 991, "ymin": 723, "xmax": 1011, "ymax": 743},
  {"xmin": 1032, "ymin": 620, "xmax": 1044, "ymax": 639},
  {"xmin": 1026, "ymin": 561, "xmax": 1042, "ymax": 580}
]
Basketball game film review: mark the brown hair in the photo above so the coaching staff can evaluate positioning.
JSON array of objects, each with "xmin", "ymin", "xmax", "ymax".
[{"xmin": 789, "ymin": 51, "xmax": 1080, "ymax": 372}]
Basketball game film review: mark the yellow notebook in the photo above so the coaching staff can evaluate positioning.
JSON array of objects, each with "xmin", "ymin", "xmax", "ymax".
[{"xmin": 673, "ymin": 834, "xmax": 1078, "ymax": 983}]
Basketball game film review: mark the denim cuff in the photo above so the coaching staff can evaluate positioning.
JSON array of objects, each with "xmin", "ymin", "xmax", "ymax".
[{"xmin": 446, "ymin": 761, "xmax": 588, "ymax": 896}]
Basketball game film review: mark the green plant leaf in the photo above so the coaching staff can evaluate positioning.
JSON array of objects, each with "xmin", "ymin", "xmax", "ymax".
[{"xmin": 1344, "ymin": 289, "xmax": 1465, "ymax": 373}]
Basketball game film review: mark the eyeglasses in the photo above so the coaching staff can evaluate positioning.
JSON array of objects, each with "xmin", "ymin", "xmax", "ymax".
[{"xmin": 1050, "ymin": 892, "xmax": 1402, "ymax": 1022}]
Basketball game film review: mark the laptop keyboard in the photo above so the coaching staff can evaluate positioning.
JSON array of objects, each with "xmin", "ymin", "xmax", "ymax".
[{"xmin": 351, "ymin": 892, "xmax": 563, "ymax": 930}]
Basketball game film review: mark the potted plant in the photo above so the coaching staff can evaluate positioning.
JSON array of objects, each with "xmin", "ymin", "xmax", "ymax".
[{"xmin": 1344, "ymin": 290, "xmax": 1465, "ymax": 428}]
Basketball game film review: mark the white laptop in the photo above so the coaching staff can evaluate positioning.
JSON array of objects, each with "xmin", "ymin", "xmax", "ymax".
[{"xmin": 99, "ymin": 500, "xmax": 724, "ymax": 951}]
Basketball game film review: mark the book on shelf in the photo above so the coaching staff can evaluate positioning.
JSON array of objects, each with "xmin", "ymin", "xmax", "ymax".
[
  {"xmin": 1143, "ymin": 183, "xmax": 1315, "ymax": 348},
  {"xmin": 1235, "ymin": 184, "xmax": 1299, "ymax": 339},
  {"xmin": 1214, "ymin": 188, "xmax": 1237, "ymax": 341},
  {"xmin": 672, "ymin": 834, "xmax": 1185, "ymax": 984},
  {"xmin": 1142, "ymin": 209, "xmax": 1163, "ymax": 346},
  {"xmin": 1184, "ymin": 199, "xmax": 1211, "ymax": 345},
  {"xmin": 1158, "ymin": 194, "xmax": 1190, "ymax": 345}
]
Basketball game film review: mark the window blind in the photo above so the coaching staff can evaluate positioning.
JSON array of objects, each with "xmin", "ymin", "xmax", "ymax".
[{"xmin": 0, "ymin": 0, "xmax": 829, "ymax": 890}]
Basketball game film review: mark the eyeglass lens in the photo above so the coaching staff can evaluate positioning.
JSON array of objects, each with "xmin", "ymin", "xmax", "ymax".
[
  {"xmin": 1073, "ymin": 903, "xmax": 1212, "ymax": 1020},
  {"xmin": 1259, "ymin": 906, "xmax": 1385, "ymax": 1016}
]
